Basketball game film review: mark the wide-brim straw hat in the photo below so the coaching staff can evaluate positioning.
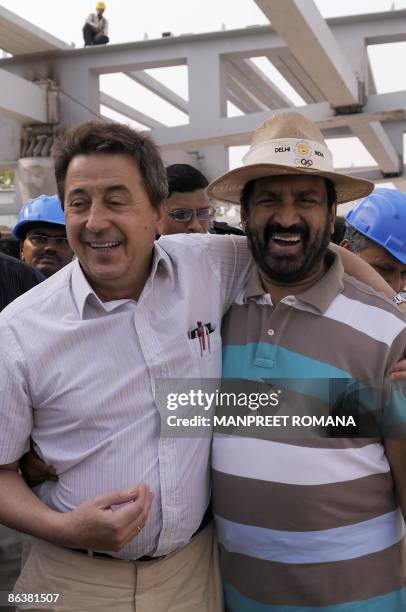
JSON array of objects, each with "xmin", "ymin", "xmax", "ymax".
[{"xmin": 208, "ymin": 111, "xmax": 374, "ymax": 205}]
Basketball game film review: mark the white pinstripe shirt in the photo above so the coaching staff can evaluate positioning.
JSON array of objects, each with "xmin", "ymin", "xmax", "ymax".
[{"xmin": 0, "ymin": 234, "xmax": 251, "ymax": 559}]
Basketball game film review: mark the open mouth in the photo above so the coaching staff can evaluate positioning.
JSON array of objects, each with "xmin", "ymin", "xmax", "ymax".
[
  {"xmin": 271, "ymin": 234, "xmax": 302, "ymax": 247},
  {"xmin": 87, "ymin": 241, "xmax": 122, "ymax": 252}
]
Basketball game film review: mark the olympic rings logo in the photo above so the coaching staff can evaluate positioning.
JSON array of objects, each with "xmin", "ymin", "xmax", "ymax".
[{"xmin": 294, "ymin": 158, "xmax": 314, "ymax": 167}]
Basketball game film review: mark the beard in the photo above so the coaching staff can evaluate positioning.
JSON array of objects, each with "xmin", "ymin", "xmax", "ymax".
[{"xmin": 245, "ymin": 217, "xmax": 331, "ymax": 284}]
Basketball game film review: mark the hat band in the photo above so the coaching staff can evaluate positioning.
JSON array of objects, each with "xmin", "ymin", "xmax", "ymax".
[{"xmin": 243, "ymin": 138, "xmax": 334, "ymax": 173}]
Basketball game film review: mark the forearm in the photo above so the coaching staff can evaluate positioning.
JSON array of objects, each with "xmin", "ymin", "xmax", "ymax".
[
  {"xmin": 329, "ymin": 243, "xmax": 394, "ymax": 299},
  {"xmin": 0, "ymin": 469, "xmax": 68, "ymax": 545}
]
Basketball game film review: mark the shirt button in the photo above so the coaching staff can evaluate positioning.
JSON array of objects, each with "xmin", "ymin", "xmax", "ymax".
[{"xmin": 267, "ymin": 329, "xmax": 275, "ymax": 336}]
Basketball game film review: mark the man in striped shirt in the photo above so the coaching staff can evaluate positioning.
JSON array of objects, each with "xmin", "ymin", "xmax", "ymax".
[{"xmin": 208, "ymin": 111, "xmax": 406, "ymax": 611}]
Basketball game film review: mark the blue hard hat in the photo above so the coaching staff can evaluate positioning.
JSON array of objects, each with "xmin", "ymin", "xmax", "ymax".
[
  {"xmin": 13, "ymin": 194, "xmax": 65, "ymax": 239},
  {"xmin": 345, "ymin": 188, "xmax": 406, "ymax": 264}
]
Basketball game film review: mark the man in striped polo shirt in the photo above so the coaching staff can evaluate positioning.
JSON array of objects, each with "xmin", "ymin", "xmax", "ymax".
[{"xmin": 208, "ymin": 111, "xmax": 406, "ymax": 611}]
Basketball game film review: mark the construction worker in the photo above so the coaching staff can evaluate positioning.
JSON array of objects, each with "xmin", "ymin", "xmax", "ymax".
[
  {"xmin": 13, "ymin": 194, "xmax": 74, "ymax": 278},
  {"xmin": 342, "ymin": 188, "xmax": 406, "ymax": 292},
  {"xmin": 83, "ymin": 2, "xmax": 109, "ymax": 46}
]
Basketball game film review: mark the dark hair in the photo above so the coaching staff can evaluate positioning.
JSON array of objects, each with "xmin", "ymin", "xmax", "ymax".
[
  {"xmin": 53, "ymin": 120, "xmax": 168, "ymax": 210},
  {"xmin": 240, "ymin": 176, "xmax": 337, "ymax": 217},
  {"xmin": 0, "ymin": 236, "xmax": 20, "ymax": 259},
  {"xmin": 343, "ymin": 224, "xmax": 372, "ymax": 253},
  {"xmin": 331, "ymin": 216, "xmax": 347, "ymax": 245},
  {"xmin": 166, "ymin": 164, "xmax": 209, "ymax": 197}
]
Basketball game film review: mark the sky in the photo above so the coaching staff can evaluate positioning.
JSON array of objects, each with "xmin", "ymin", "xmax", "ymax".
[{"xmin": 0, "ymin": 0, "xmax": 405, "ymax": 182}]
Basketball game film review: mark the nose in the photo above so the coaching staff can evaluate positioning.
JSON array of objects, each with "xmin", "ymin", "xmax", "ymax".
[
  {"xmin": 85, "ymin": 201, "xmax": 110, "ymax": 233},
  {"xmin": 186, "ymin": 213, "xmax": 205, "ymax": 234},
  {"xmin": 272, "ymin": 199, "xmax": 300, "ymax": 228},
  {"xmin": 43, "ymin": 241, "xmax": 57, "ymax": 252}
]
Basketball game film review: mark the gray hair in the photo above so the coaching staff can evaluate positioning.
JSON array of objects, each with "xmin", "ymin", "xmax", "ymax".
[{"xmin": 343, "ymin": 223, "xmax": 373, "ymax": 254}]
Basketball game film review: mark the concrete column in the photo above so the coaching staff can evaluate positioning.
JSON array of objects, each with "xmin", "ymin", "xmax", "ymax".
[
  {"xmin": 0, "ymin": 117, "xmax": 21, "ymax": 163},
  {"xmin": 58, "ymin": 60, "xmax": 100, "ymax": 128},
  {"xmin": 196, "ymin": 144, "xmax": 229, "ymax": 182},
  {"xmin": 187, "ymin": 50, "xmax": 228, "ymax": 176}
]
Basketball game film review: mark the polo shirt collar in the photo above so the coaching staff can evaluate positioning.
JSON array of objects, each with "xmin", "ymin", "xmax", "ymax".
[
  {"xmin": 245, "ymin": 265, "xmax": 266, "ymax": 299},
  {"xmin": 296, "ymin": 252, "xmax": 344, "ymax": 313},
  {"xmin": 71, "ymin": 243, "xmax": 173, "ymax": 319},
  {"xmin": 244, "ymin": 251, "xmax": 344, "ymax": 313}
]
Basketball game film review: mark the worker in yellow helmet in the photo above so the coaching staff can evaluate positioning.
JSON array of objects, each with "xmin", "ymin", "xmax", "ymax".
[{"xmin": 83, "ymin": 2, "xmax": 109, "ymax": 46}]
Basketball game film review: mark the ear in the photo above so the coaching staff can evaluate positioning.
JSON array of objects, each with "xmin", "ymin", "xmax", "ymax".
[
  {"xmin": 340, "ymin": 239, "xmax": 350, "ymax": 250},
  {"xmin": 155, "ymin": 201, "xmax": 166, "ymax": 236},
  {"xmin": 240, "ymin": 206, "xmax": 247, "ymax": 231}
]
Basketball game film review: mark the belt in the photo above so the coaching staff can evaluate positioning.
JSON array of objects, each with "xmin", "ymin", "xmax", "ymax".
[{"xmin": 69, "ymin": 506, "xmax": 212, "ymax": 561}]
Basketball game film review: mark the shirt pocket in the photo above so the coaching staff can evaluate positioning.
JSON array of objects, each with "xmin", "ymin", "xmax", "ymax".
[{"xmin": 188, "ymin": 327, "xmax": 222, "ymax": 379}]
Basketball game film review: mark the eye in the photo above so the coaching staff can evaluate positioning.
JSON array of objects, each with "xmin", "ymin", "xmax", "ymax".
[
  {"xmin": 255, "ymin": 195, "xmax": 278, "ymax": 206},
  {"xmin": 69, "ymin": 199, "xmax": 88, "ymax": 208},
  {"xmin": 299, "ymin": 198, "xmax": 317, "ymax": 206}
]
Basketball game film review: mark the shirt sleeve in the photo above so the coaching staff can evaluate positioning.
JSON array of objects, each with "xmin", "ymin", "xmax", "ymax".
[
  {"xmin": 86, "ymin": 13, "xmax": 97, "ymax": 28},
  {"xmin": 0, "ymin": 323, "xmax": 32, "ymax": 464},
  {"xmin": 102, "ymin": 17, "xmax": 109, "ymax": 35},
  {"xmin": 206, "ymin": 235, "xmax": 252, "ymax": 313}
]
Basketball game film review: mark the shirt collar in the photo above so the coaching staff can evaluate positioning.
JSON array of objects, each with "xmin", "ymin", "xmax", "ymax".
[
  {"xmin": 244, "ymin": 251, "xmax": 344, "ymax": 314},
  {"xmin": 71, "ymin": 243, "xmax": 173, "ymax": 319},
  {"xmin": 245, "ymin": 265, "xmax": 267, "ymax": 299}
]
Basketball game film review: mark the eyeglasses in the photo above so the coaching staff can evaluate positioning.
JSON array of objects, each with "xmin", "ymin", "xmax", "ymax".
[
  {"xmin": 26, "ymin": 234, "xmax": 70, "ymax": 248},
  {"xmin": 167, "ymin": 208, "xmax": 214, "ymax": 223}
]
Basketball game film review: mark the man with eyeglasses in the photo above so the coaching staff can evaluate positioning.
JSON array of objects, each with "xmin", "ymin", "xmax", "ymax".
[
  {"xmin": 162, "ymin": 164, "xmax": 214, "ymax": 235},
  {"xmin": 13, "ymin": 194, "xmax": 74, "ymax": 278}
]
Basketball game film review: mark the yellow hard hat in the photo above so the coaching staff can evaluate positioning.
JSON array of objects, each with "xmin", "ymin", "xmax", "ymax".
[{"xmin": 96, "ymin": 2, "xmax": 106, "ymax": 9}]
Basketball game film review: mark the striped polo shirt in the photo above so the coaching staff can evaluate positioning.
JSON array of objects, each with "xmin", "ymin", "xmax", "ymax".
[{"xmin": 212, "ymin": 252, "xmax": 406, "ymax": 611}]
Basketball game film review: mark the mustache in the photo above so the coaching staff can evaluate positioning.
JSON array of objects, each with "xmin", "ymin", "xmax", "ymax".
[
  {"xmin": 263, "ymin": 222, "xmax": 309, "ymax": 245},
  {"xmin": 37, "ymin": 252, "xmax": 62, "ymax": 262}
]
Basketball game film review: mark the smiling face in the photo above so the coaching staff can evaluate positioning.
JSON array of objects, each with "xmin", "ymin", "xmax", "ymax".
[
  {"xmin": 64, "ymin": 153, "xmax": 164, "ymax": 301},
  {"xmin": 242, "ymin": 174, "xmax": 335, "ymax": 284}
]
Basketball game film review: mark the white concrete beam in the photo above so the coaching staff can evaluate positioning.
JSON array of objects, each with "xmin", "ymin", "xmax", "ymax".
[
  {"xmin": 151, "ymin": 95, "xmax": 405, "ymax": 152},
  {"xmin": 227, "ymin": 75, "xmax": 267, "ymax": 113},
  {"xmin": 233, "ymin": 58, "xmax": 293, "ymax": 108},
  {"xmin": 151, "ymin": 101, "xmax": 334, "ymax": 150},
  {"xmin": 337, "ymin": 166, "xmax": 406, "ymax": 185},
  {"xmin": 351, "ymin": 121, "xmax": 401, "ymax": 175},
  {"xmin": 0, "ymin": 69, "xmax": 47, "ymax": 123},
  {"xmin": 125, "ymin": 71, "xmax": 189, "ymax": 114},
  {"xmin": 0, "ymin": 5, "xmax": 69, "ymax": 55},
  {"xmin": 266, "ymin": 48, "xmax": 324, "ymax": 103},
  {"xmin": 227, "ymin": 91, "xmax": 254, "ymax": 115},
  {"xmin": 255, "ymin": 0, "xmax": 360, "ymax": 108},
  {"xmin": 227, "ymin": 61, "xmax": 274, "ymax": 110},
  {"xmin": 100, "ymin": 92, "xmax": 165, "ymax": 129}
]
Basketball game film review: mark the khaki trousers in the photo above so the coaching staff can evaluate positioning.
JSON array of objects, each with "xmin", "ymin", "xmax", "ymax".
[
  {"xmin": 0, "ymin": 524, "xmax": 22, "ymax": 612},
  {"xmin": 14, "ymin": 523, "xmax": 223, "ymax": 612}
]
